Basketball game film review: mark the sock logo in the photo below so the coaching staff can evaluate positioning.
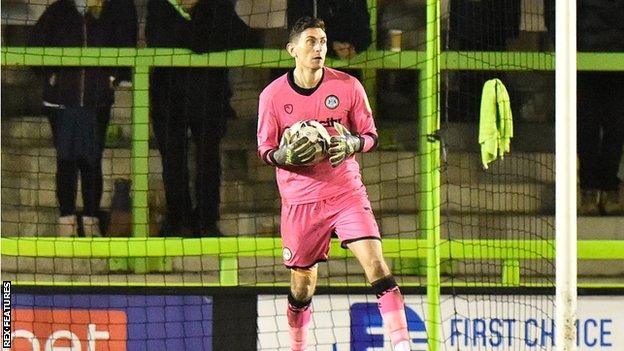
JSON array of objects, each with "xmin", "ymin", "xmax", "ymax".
[{"xmin": 349, "ymin": 303, "xmax": 427, "ymax": 351}]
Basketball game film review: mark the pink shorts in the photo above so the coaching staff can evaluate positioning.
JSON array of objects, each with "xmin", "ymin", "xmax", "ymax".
[{"xmin": 280, "ymin": 188, "xmax": 381, "ymax": 268}]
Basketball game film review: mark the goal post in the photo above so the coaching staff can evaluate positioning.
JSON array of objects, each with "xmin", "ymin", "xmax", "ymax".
[{"xmin": 555, "ymin": 0, "xmax": 578, "ymax": 350}]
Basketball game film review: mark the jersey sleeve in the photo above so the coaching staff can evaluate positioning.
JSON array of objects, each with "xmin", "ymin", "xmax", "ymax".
[
  {"xmin": 349, "ymin": 78, "xmax": 378, "ymax": 153},
  {"xmin": 257, "ymin": 89, "xmax": 281, "ymax": 165}
]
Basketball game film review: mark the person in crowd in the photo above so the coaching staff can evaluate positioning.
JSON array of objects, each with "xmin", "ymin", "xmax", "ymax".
[
  {"xmin": 577, "ymin": 0, "xmax": 624, "ymax": 215},
  {"xmin": 287, "ymin": 0, "xmax": 372, "ymax": 60},
  {"xmin": 29, "ymin": 0, "xmax": 137, "ymax": 236},
  {"xmin": 446, "ymin": 0, "xmax": 520, "ymax": 122},
  {"xmin": 271, "ymin": 0, "xmax": 373, "ymax": 83},
  {"xmin": 257, "ymin": 17, "xmax": 412, "ymax": 351},
  {"xmin": 146, "ymin": 0, "xmax": 255, "ymax": 237}
]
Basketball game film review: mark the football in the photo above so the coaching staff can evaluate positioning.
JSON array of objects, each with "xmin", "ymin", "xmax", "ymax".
[{"xmin": 288, "ymin": 120, "xmax": 331, "ymax": 165}]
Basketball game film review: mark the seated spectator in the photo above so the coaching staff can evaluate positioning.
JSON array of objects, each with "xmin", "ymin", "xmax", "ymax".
[{"xmin": 29, "ymin": 0, "xmax": 137, "ymax": 236}]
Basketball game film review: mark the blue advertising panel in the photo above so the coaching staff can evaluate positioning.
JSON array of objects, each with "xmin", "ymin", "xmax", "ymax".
[{"xmin": 11, "ymin": 293, "xmax": 212, "ymax": 351}]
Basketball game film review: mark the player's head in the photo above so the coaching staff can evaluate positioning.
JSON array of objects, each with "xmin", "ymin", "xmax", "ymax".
[{"xmin": 287, "ymin": 16, "xmax": 327, "ymax": 70}]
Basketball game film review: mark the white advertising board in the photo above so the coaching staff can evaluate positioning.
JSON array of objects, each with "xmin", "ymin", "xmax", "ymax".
[{"xmin": 258, "ymin": 295, "xmax": 624, "ymax": 351}]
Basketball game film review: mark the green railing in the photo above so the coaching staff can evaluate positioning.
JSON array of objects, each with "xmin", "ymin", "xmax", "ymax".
[
  {"xmin": 2, "ymin": 236, "xmax": 623, "ymax": 287},
  {"xmin": 3, "ymin": 47, "xmax": 623, "ymax": 70}
]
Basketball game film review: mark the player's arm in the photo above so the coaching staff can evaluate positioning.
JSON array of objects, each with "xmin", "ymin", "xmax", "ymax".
[
  {"xmin": 328, "ymin": 79, "xmax": 378, "ymax": 167},
  {"xmin": 257, "ymin": 92, "xmax": 317, "ymax": 167}
]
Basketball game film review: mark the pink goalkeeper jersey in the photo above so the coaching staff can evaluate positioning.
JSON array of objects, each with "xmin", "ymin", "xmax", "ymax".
[{"xmin": 257, "ymin": 67, "xmax": 378, "ymax": 204}]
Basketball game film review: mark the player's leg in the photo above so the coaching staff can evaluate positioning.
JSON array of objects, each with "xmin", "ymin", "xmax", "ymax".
[
  {"xmin": 281, "ymin": 200, "xmax": 331, "ymax": 351},
  {"xmin": 288, "ymin": 265, "xmax": 318, "ymax": 351},
  {"xmin": 330, "ymin": 189, "xmax": 410, "ymax": 351},
  {"xmin": 347, "ymin": 239, "xmax": 411, "ymax": 351}
]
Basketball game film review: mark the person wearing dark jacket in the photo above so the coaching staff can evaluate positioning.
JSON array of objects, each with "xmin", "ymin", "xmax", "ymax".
[
  {"xmin": 287, "ymin": 0, "xmax": 372, "ymax": 60},
  {"xmin": 577, "ymin": 0, "xmax": 624, "ymax": 215},
  {"xmin": 272, "ymin": 0, "xmax": 372, "ymax": 85},
  {"xmin": 29, "ymin": 0, "xmax": 137, "ymax": 236},
  {"xmin": 146, "ymin": 0, "xmax": 254, "ymax": 237}
]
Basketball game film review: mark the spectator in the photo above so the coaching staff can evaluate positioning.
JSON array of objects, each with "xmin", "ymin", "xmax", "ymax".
[
  {"xmin": 445, "ymin": 0, "xmax": 520, "ymax": 122},
  {"xmin": 270, "ymin": 0, "xmax": 373, "ymax": 101},
  {"xmin": 29, "ymin": 0, "xmax": 137, "ymax": 236},
  {"xmin": 577, "ymin": 0, "xmax": 624, "ymax": 215},
  {"xmin": 146, "ymin": 0, "xmax": 255, "ymax": 237},
  {"xmin": 287, "ymin": 0, "xmax": 372, "ymax": 60}
]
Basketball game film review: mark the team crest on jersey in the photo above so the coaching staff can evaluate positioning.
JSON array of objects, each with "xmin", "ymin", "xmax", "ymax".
[
  {"xmin": 282, "ymin": 247, "xmax": 293, "ymax": 261},
  {"xmin": 325, "ymin": 95, "xmax": 339, "ymax": 109},
  {"xmin": 284, "ymin": 104, "xmax": 293, "ymax": 114}
]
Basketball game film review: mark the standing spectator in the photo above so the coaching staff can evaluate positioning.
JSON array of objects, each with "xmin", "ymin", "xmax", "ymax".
[
  {"xmin": 29, "ymin": 0, "xmax": 137, "ymax": 236},
  {"xmin": 146, "ymin": 0, "xmax": 255, "ymax": 237},
  {"xmin": 577, "ymin": 0, "xmax": 624, "ymax": 215},
  {"xmin": 446, "ymin": 0, "xmax": 520, "ymax": 122},
  {"xmin": 287, "ymin": 0, "xmax": 372, "ymax": 60}
]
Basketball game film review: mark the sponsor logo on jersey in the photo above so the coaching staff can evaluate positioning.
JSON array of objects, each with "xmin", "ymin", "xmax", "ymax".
[
  {"xmin": 325, "ymin": 95, "xmax": 339, "ymax": 109},
  {"xmin": 284, "ymin": 104, "xmax": 293, "ymax": 114},
  {"xmin": 315, "ymin": 117, "xmax": 342, "ymax": 128}
]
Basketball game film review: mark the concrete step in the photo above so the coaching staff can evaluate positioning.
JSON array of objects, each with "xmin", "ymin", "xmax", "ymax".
[
  {"xmin": 2, "ymin": 171, "xmax": 554, "ymax": 214},
  {"xmin": 368, "ymin": 181, "xmax": 555, "ymax": 214},
  {"xmin": 1, "ymin": 145, "xmax": 254, "ymax": 182},
  {"xmin": 358, "ymin": 151, "xmax": 554, "ymax": 185},
  {"xmin": 0, "ymin": 146, "xmax": 163, "ymax": 175},
  {"xmin": 220, "ymin": 148, "xmax": 555, "ymax": 184},
  {"xmin": 1, "ymin": 115, "xmax": 557, "ymax": 152},
  {"xmin": 6, "ymin": 198, "xmax": 619, "ymax": 240},
  {"xmin": 1, "ymin": 168, "xmax": 280, "ymax": 212},
  {"xmin": 0, "ymin": 206, "xmax": 281, "ymax": 237},
  {"xmin": 2, "ymin": 143, "xmax": 554, "ymax": 185},
  {"xmin": 442, "ymin": 121, "xmax": 555, "ymax": 153},
  {"xmin": 577, "ymin": 216, "xmax": 624, "ymax": 240}
]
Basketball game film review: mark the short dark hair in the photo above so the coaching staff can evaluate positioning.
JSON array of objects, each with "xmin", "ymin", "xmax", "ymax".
[{"xmin": 288, "ymin": 16, "xmax": 326, "ymax": 43}]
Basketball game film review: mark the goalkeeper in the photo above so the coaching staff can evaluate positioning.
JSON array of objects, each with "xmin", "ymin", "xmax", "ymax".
[{"xmin": 257, "ymin": 17, "xmax": 412, "ymax": 351}]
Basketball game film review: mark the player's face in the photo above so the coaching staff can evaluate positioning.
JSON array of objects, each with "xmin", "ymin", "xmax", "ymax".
[{"xmin": 289, "ymin": 28, "xmax": 328, "ymax": 70}]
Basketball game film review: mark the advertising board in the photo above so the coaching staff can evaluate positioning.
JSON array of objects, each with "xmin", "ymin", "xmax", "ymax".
[
  {"xmin": 9, "ymin": 294, "xmax": 212, "ymax": 351},
  {"xmin": 258, "ymin": 294, "xmax": 624, "ymax": 350}
]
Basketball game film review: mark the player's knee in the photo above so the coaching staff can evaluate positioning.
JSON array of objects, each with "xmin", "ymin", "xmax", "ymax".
[
  {"xmin": 365, "ymin": 259, "xmax": 390, "ymax": 281},
  {"xmin": 291, "ymin": 266, "xmax": 317, "ymax": 300},
  {"xmin": 290, "ymin": 287, "xmax": 313, "ymax": 303}
]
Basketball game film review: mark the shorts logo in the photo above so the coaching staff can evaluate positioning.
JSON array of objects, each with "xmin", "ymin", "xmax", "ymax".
[
  {"xmin": 282, "ymin": 247, "xmax": 293, "ymax": 261},
  {"xmin": 284, "ymin": 104, "xmax": 293, "ymax": 114},
  {"xmin": 325, "ymin": 95, "xmax": 339, "ymax": 109}
]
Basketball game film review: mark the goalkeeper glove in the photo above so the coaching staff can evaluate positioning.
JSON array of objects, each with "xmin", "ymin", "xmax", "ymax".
[
  {"xmin": 328, "ymin": 122, "xmax": 363, "ymax": 167},
  {"xmin": 272, "ymin": 127, "xmax": 318, "ymax": 166}
]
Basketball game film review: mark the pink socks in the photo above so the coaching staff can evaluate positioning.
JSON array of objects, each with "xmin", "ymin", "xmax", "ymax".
[
  {"xmin": 287, "ymin": 299, "xmax": 312, "ymax": 351},
  {"xmin": 377, "ymin": 283, "xmax": 410, "ymax": 349}
]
